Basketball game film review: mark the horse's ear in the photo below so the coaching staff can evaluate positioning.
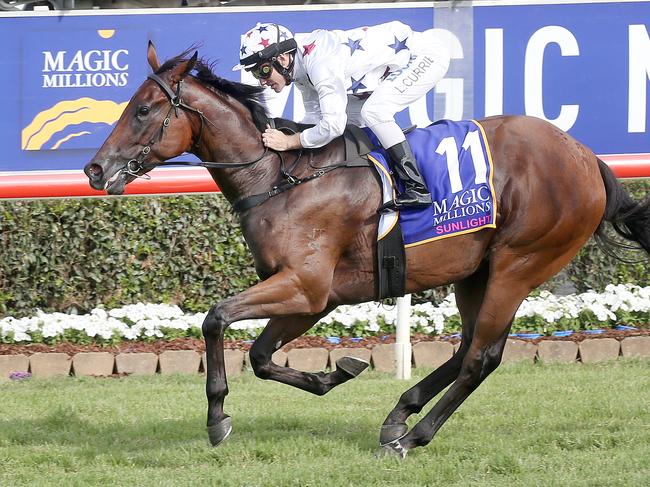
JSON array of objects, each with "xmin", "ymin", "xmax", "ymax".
[
  {"xmin": 171, "ymin": 50, "xmax": 198, "ymax": 81},
  {"xmin": 188, "ymin": 51, "xmax": 198, "ymax": 73},
  {"xmin": 147, "ymin": 40, "xmax": 160, "ymax": 72}
]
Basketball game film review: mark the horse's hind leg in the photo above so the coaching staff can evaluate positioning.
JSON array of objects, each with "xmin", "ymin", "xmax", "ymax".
[
  {"xmin": 249, "ymin": 311, "xmax": 369, "ymax": 395},
  {"xmin": 380, "ymin": 220, "xmax": 596, "ymax": 458},
  {"xmin": 381, "ymin": 277, "xmax": 531, "ymax": 458},
  {"xmin": 379, "ymin": 263, "xmax": 489, "ymax": 445},
  {"xmin": 384, "ymin": 295, "xmax": 525, "ymax": 457}
]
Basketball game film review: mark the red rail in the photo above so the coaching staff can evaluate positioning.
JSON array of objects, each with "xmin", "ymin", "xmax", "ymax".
[
  {"xmin": 0, "ymin": 153, "xmax": 648, "ymax": 199},
  {"xmin": 0, "ymin": 167, "xmax": 217, "ymax": 199}
]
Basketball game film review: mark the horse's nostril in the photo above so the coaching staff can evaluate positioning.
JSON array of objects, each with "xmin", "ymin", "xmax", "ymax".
[{"xmin": 86, "ymin": 163, "xmax": 103, "ymax": 179}]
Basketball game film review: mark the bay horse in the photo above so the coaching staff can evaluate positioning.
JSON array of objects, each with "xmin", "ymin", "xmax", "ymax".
[{"xmin": 85, "ymin": 43, "xmax": 650, "ymax": 458}]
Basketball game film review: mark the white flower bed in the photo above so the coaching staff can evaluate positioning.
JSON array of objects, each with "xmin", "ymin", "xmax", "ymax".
[{"xmin": 0, "ymin": 284, "xmax": 648, "ymax": 345}]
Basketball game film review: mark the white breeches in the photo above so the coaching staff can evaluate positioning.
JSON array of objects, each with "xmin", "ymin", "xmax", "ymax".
[{"xmin": 347, "ymin": 31, "xmax": 450, "ymax": 148}]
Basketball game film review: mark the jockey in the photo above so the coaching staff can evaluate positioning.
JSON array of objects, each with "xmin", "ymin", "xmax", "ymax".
[{"xmin": 233, "ymin": 21, "xmax": 450, "ymax": 211}]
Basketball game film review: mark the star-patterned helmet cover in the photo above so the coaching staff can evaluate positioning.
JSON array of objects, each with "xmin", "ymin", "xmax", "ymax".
[{"xmin": 233, "ymin": 23, "xmax": 296, "ymax": 71}]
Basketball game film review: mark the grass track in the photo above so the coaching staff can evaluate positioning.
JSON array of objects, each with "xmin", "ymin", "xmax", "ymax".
[{"xmin": 1, "ymin": 360, "xmax": 649, "ymax": 486}]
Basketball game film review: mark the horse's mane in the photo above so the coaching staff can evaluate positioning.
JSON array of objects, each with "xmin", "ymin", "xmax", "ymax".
[{"xmin": 156, "ymin": 48, "xmax": 270, "ymax": 132}]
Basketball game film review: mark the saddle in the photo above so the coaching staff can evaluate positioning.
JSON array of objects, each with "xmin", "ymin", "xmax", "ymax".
[
  {"xmin": 271, "ymin": 118, "xmax": 373, "ymax": 168},
  {"xmin": 272, "ymin": 117, "xmax": 406, "ymax": 301}
]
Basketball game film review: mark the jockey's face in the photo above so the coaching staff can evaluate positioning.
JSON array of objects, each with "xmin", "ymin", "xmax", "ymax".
[{"xmin": 258, "ymin": 53, "xmax": 291, "ymax": 93}]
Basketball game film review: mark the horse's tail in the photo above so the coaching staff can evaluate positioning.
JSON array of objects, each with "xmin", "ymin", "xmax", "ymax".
[{"xmin": 595, "ymin": 158, "xmax": 650, "ymax": 256}]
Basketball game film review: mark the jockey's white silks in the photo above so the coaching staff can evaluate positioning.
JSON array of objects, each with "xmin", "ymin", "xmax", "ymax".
[{"xmin": 290, "ymin": 22, "xmax": 450, "ymax": 149}]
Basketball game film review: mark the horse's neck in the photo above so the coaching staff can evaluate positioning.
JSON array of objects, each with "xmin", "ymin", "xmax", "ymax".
[
  {"xmin": 193, "ymin": 92, "xmax": 279, "ymax": 204},
  {"xmin": 192, "ymin": 84, "xmax": 349, "ymax": 206}
]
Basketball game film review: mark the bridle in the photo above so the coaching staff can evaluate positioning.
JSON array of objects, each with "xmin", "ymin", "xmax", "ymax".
[
  {"xmin": 120, "ymin": 72, "xmax": 269, "ymax": 179},
  {"xmin": 115, "ymin": 71, "xmax": 355, "ymax": 213}
]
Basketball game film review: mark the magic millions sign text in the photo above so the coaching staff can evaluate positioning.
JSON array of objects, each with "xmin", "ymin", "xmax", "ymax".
[{"xmin": 42, "ymin": 49, "xmax": 129, "ymax": 88}]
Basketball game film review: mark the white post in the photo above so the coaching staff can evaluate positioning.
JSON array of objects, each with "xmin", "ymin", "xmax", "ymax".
[{"xmin": 395, "ymin": 294, "xmax": 412, "ymax": 380}]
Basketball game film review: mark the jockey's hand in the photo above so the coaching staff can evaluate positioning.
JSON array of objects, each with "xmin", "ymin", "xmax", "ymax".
[{"xmin": 262, "ymin": 126, "xmax": 302, "ymax": 151}]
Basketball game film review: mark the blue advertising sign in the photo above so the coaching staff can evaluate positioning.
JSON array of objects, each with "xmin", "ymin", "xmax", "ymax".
[{"xmin": 0, "ymin": 0, "xmax": 648, "ymax": 176}]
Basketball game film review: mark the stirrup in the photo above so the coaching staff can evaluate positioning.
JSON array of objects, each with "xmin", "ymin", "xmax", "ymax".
[
  {"xmin": 378, "ymin": 199, "xmax": 400, "ymax": 214},
  {"xmin": 378, "ymin": 192, "xmax": 432, "ymax": 213}
]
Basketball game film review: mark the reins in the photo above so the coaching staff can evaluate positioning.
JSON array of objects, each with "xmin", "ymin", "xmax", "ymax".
[{"xmin": 122, "ymin": 72, "xmax": 356, "ymax": 213}]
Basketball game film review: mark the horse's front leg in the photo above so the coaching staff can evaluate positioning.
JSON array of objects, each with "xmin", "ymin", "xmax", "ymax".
[
  {"xmin": 202, "ymin": 307, "xmax": 233, "ymax": 446},
  {"xmin": 202, "ymin": 268, "xmax": 333, "ymax": 447}
]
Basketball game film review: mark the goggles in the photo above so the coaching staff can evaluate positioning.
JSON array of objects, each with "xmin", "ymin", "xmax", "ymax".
[{"xmin": 248, "ymin": 62, "xmax": 274, "ymax": 80}]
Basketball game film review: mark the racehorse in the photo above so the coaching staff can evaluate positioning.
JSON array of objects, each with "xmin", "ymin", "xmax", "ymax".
[{"xmin": 85, "ymin": 43, "xmax": 650, "ymax": 458}]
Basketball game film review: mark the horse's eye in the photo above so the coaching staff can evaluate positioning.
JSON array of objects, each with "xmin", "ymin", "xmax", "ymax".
[{"xmin": 137, "ymin": 105, "xmax": 150, "ymax": 116}]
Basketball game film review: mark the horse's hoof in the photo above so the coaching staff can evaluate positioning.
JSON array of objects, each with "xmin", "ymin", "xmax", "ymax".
[
  {"xmin": 207, "ymin": 416, "xmax": 232, "ymax": 447},
  {"xmin": 376, "ymin": 439, "xmax": 409, "ymax": 460},
  {"xmin": 336, "ymin": 356, "xmax": 370, "ymax": 378},
  {"xmin": 379, "ymin": 423, "xmax": 408, "ymax": 446}
]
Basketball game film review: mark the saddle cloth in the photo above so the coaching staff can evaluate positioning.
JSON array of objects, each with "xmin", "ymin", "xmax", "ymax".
[{"xmin": 367, "ymin": 119, "xmax": 497, "ymax": 247}]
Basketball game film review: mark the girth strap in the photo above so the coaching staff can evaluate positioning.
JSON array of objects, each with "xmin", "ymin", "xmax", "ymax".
[{"xmin": 233, "ymin": 164, "xmax": 338, "ymax": 213}]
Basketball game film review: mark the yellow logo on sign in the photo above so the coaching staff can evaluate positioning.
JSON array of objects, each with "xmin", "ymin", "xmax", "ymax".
[{"xmin": 21, "ymin": 97, "xmax": 127, "ymax": 150}]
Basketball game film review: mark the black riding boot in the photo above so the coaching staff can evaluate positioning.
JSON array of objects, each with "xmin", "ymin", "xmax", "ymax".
[{"xmin": 380, "ymin": 140, "xmax": 432, "ymax": 212}]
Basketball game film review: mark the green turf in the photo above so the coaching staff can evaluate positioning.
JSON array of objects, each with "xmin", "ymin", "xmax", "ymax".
[{"xmin": 1, "ymin": 360, "xmax": 648, "ymax": 486}]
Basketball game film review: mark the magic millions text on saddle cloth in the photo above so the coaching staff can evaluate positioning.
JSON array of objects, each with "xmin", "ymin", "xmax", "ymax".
[{"xmin": 370, "ymin": 119, "xmax": 497, "ymax": 247}]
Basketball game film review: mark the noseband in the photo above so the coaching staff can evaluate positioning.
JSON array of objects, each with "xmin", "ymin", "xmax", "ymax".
[{"xmin": 120, "ymin": 73, "xmax": 269, "ymax": 178}]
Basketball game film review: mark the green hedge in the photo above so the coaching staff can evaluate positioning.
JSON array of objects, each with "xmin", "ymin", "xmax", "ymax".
[
  {"xmin": 1, "ymin": 180, "xmax": 648, "ymax": 318},
  {"xmin": 0, "ymin": 195, "xmax": 257, "ymax": 317}
]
